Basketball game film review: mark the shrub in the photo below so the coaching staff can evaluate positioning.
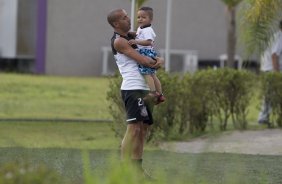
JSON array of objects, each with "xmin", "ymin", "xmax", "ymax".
[
  {"xmin": 152, "ymin": 70, "xmax": 183, "ymax": 140},
  {"xmin": 210, "ymin": 69, "xmax": 255, "ymax": 130},
  {"xmin": 107, "ymin": 69, "xmax": 256, "ymax": 141},
  {"xmin": 106, "ymin": 74, "xmax": 126, "ymax": 139},
  {"xmin": 179, "ymin": 70, "xmax": 214, "ymax": 134}
]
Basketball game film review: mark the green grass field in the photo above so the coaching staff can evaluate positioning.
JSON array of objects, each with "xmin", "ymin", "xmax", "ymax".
[
  {"xmin": 0, "ymin": 73, "xmax": 281, "ymax": 184},
  {"xmin": 0, "ymin": 122, "xmax": 118, "ymax": 149},
  {"xmin": 1, "ymin": 148, "xmax": 282, "ymax": 184},
  {"xmin": 0, "ymin": 73, "xmax": 262, "ymax": 124},
  {"xmin": 0, "ymin": 74, "xmax": 111, "ymax": 120}
]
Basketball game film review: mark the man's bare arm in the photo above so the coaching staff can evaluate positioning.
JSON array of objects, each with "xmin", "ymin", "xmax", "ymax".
[
  {"xmin": 114, "ymin": 37, "xmax": 163, "ymax": 68},
  {"xmin": 128, "ymin": 39, "xmax": 152, "ymax": 46},
  {"xmin": 272, "ymin": 53, "xmax": 280, "ymax": 72}
]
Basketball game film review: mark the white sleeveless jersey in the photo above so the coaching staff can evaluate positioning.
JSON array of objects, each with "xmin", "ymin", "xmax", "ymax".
[{"xmin": 111, "ymin": 32, "xmax": 149, "ymax": 90}]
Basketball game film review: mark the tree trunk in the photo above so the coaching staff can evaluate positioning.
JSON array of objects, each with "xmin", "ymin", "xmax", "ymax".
[{"xmin": 226, "ymin": 7, "xmax": 236, "ymax": 68}]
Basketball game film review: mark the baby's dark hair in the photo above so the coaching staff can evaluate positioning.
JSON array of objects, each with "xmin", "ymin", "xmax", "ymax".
[
  {"xmin": 139, "ymin": 7, "xmax": 153, "ymax": 20},
  {"xmin": 280, "ymin": 20, "xmax": 282, "ymax": 29}
]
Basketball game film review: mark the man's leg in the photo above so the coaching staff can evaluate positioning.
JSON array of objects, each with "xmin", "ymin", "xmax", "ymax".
[
  {"xmin": 139, "ymin": 123, "xmax": 150, "ymax": 157},
  {"xmin": 121, "ymin": 122, "xmax": 155, "ymax": 180},
  {"xmin": 258, "ymin": 98, "xmax": 272, "ymax": 127},
  {"xmin": 131, "ymin": 122, "xmax": 155, "ymax": 180},
  {"xmin": 258, "ymin": 99, "xmax": 271, "ymax": 122},
  {"xmin": 121, "ymin": 122, "xmax": 143, "ymax": 160}
]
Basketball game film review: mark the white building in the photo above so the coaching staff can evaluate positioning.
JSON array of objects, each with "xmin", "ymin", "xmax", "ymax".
[{"xmin": 0, "ymin": 0, "xmax": 256, "ymax": 76}]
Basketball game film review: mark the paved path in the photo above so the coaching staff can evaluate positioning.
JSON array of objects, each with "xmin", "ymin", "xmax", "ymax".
[{"xmin": 160, "ymin": 129, "xmax": 282, "ymax": 155}]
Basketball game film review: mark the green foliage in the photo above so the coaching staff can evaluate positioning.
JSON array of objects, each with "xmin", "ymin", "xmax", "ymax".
[
  {"xmin": 210, "ymin": 69, "xmax": 255, "ymax": 130},
  {"xmin": 152, "ymin": 70, "xmax": 183, "ymax": 140},
  {"xmin": 220, "ymin": 0, "xmax": 242, "ymax": 7},
  {"xmin": 107, "ymin": 69, "xmax": 256, "ymax": 141},
  {"xmin": 260, "ymin": 72, "xmax": 282, "ymax": 127},
  {"xmin": 239, "ymin": 0, "xmax": 282, "ymax": 56},
  {"xmin": 106, "ymin": 74, "xmax": 127, "ymax": 139},
  {"xmin": 179, "ymin": 70, "xmax": 213, "ymax": 134},
  {"xmin": 154, "ymin": 69, "xmax": 255, "ymax": 136},
  {"xmin": 0, "ymin": 161, "xmax": 67, "ymax": 184}
]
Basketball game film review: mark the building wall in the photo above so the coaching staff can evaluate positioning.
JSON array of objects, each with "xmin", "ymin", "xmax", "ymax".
[
  {"xmin": 45, "ymin": 0, "xmax": 232, "ymax": 76},
  {"xmin": 0, "ymin": 0, "xmax": 36, "ymax": 58},
  {"xmin": 17, "ymin": 0, "xmax": 37, "ymax": 56},
  {"xmin": 0, "ymin": 0, "xmax": 18, "ymax": 58}
]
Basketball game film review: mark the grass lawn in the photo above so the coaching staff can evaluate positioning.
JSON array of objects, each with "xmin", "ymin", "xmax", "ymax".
[
  {"xmin": 0, "ymin": 74, "xmax": 111, "ymax": 120},
  {"xmin": 0, "ymin": 73, "xmax": 263, "ymax": 124},
  {"xmin": 0, "ymin": 148, "xmax": 281, "ymax": 184},
  {"xmin": 0, "ymin": 122, "xmax": 119, "ymax": 149},
  {"xmin": 0, "ymin": 73, "xmax": 280, "ymax": 184}
]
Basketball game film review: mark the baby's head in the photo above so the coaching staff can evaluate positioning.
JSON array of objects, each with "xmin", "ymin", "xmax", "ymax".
[
  {"xmin": 137, "ymin": 7, "xmax": 154, "ymax": 27},
  {"xmin": 139, "ymin": 7, "xmax": 153, "ymax": 20}
]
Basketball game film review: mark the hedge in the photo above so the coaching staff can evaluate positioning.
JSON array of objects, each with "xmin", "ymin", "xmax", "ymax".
[{"xmin": 107, "ymin": 69, "xmax": 273, "ymax": 141}]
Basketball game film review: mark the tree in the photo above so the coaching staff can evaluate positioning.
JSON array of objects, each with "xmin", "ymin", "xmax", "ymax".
[
  {"xmin": 220, "ymin": 0, "xmax": 243, "ymax": 68},
  {"xmin": 239, "ymin": 0, "xmax": 282, "ymax": 56}
]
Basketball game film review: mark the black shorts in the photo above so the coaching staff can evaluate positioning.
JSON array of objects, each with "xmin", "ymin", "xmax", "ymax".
[{"xmin": 121, "ymin": 90, "xmax": 154, "ymax": 125}]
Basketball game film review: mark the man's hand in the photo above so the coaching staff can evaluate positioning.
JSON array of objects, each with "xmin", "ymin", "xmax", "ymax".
[
  {"xmin": 128, "ymin": 31, "xmax": 137, "ymax": 39},
  {"xmin": 152, "ymin": 57, "xmax": 164, "ymax": 69},
  {"xmin": 272, "ymin": 53, "xmax": 280, "ymax": 72},
  {"xmin": 128, "ymin": 39, "xmax": 138, "ymax": 46},
  {"xmin": 114, "ymin": 37, "xmax": 163, "ymax": 68}
]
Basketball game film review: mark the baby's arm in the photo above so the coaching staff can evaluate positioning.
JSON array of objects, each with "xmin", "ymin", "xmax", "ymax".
[{"xmin": 128, "ymin": 39, "xmax": 153, "ymax": 46}]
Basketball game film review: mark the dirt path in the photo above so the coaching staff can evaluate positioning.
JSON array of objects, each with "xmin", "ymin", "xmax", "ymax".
[{"xmin": 160, "ymin": 129, "xmax": 282, "ymax": 155}]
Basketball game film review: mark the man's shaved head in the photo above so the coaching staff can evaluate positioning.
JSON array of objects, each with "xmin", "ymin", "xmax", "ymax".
[{"xmin": 107, "ymin": 9, "xmax": 124, "ymax": 28}]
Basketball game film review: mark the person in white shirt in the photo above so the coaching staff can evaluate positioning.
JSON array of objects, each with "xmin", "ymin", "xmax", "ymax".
[
  {"xmin": 258, "ymin": 20, "xmax": 282, "ymax": 126},
  {"xmin": 128, "ymin": 7, "xmax": 165, "ymax": 104},
  {"xmin": 107, "ymin": 8, "xmax": 164, "ymax": 179}
]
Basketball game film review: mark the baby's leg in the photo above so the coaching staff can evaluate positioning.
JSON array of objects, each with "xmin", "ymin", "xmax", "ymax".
[
  {"xmin": 151, "ymin": 74, "xmax": 166, "ymax": 103},
  {"xmin": 144, "ymin": 74, "xmax": 156, "ymax": 91},
  {"xmin": 151, "ymin": 74, "xmax": 162, "ymax": 94}
]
